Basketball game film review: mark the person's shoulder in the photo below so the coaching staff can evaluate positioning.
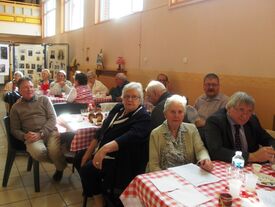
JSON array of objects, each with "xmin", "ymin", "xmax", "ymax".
[
  {"xmin": 218, "ymin": 93, "xmax": 229, "ymax": 100},
  {"xmin": 151, "ymin": 124, "xmax": 165, "ymax": 134},
  {"xmin": 207, "ymin": 108, "xmax": 227, "ymax": 122},
  {"xmin": 182, "ymin": 122, "xmax": 197, "ymax": 130}
]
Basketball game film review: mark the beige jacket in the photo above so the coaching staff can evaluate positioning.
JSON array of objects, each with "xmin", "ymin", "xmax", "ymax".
[{"xmin": 148, "ymin": 122, "xmax": 210, "ymax": 172}]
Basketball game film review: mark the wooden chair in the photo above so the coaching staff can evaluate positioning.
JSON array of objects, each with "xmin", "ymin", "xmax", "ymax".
[{"xmin": 2, "ymin": 116, "xmax": 40, "ymax": 192}]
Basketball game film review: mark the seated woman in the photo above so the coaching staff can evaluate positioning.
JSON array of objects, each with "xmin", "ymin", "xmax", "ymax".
[
  {"xmin": 77, "ymin": 82, "xmax": 151, "ymax": 207},
  {"xmin": 87, "ymin": 71, "xmax": 109, "ymax": 96},
  {"xmin": 66, "ymin": 72, "xmax": 94, "ymax": 104},
  {"xmin": 39, "ymin": 69, "xmax": 53, "ymax": 94},
  {"xmin": 49, "ymin": 70, "xmax": 72, "ymax": 96},
  {"xmin": 148, "ymin": 94, "xmax": 213, "ymax": 172}
]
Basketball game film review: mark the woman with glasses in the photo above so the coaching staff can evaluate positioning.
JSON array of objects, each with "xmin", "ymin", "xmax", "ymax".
[
  {"xmin": 76, "ymin": 82, "xmax": 151, "ymax": 207},
  {"xmin": 148, "ymin": 94, "xmax": 213, "ymax": 172}
]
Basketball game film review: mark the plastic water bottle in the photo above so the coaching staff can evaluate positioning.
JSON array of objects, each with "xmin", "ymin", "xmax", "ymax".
[
  {"xmin": 232, "ymin": 151, "xmax": 245, "ymax": 168},
  {"xmin": 231, "ymin": 151, "xmax": 245, "ymax": 180}
]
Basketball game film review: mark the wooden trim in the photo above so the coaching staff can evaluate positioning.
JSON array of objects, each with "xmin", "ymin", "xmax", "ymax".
[{"xmin": 95, "ymin": 69, "xmax": 127, "ymax": 77}]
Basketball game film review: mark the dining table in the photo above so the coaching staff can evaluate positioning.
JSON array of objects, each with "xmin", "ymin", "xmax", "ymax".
[
  {"xmin": 49, "ymin": 95, "xmax": 113, "ymax": 105},
  {"xmin": 57, "ymin": 114, "xmax": 101, "ymax": 152},
  {"xmin": 120, "ymin": 161, "xmax": 275, "ymax": 207}
]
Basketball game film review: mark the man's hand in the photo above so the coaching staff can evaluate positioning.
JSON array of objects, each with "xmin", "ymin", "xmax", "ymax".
[
  {"xmin": 249, "ymin": 146, "xmax": 275, "ymax": 163},
  {"xmin": 24, "ymin": 131, "xmax": 41, "ymax": 143},
  {"xmin": 199, "ymin": 159, "xmax": 214, "ymax": 172}
]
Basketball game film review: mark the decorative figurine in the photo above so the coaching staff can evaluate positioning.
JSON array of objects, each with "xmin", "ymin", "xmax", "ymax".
[
  {"xmin": 116, "ymin": 56, "xmax": 125, "ymax": 71},
  {"xmin": 96, "ymin": 49, "xmax": 104, "ymax": 69}
]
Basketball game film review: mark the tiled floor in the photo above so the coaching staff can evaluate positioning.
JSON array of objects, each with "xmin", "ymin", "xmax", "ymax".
[{"xmin": 0, "ymin": 90, "xmax": 94, "ymax": 207}]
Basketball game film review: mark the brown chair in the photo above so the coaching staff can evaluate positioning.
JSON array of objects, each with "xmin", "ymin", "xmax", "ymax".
[{"xmin": 2, "ymin": 116, "xmax": 40, "ymax": 192}]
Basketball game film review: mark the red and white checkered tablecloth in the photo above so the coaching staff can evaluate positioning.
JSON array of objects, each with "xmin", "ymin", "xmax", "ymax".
[
  {"xmin": 57, "ymin": 114, "xmax": 101, "ymax": 152},
  {"xmin": 120, "ymin": 161, "xmax": 274, "ymax": 207},
  {"xmin": 70, "ymin": 125, "xmax": 100, "ymax": 152},
  {"xmin": 94, "ymin": 96, "xmax": 113, "ymax": 105},
  {"xmin": 49, "ymin": 96, "xmax": 67, "ymax": 104}
]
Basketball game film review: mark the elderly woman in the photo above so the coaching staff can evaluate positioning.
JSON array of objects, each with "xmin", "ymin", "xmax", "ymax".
[
  {"xmin": 39, "ymin": 69, "xmax": 53, "ymax": 93},
  {"xmin": 49, "ymin": 70, "xmax": 72, "ymax": 96},
  {"xmin": 4, "ymin": 71, "xmax": 24, "ymax": 93},
  {"xmin": 77, "ymin": 82, "xmax": 151, "ymax": 207},
  {"xmin": 87, "ymin": 71, "xmax": 109, "ymax": 96},
  {"xmin": 66, "ymin": 72, "xmax": 93, "ymax": 104},
  {"xmin": 148, "ymin": 94, "xmax": 213, "ymax": 172}
]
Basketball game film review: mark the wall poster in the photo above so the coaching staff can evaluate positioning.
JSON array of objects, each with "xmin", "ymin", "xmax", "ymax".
[
  {"xmin": 0, "ymin": 44, "xmax": 9, "ymax": 76},
  {"xmin": 13, "ymin": 43, "xmax": 44, "ymax": 83},
  {"xmin": 46, "ymin": 44, "xmax": 69, "ymax": 79}
]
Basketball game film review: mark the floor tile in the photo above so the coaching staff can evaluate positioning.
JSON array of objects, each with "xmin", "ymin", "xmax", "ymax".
[
  {"xmin": 60, "ymin": 188, "xmax": 83, "ymax": 206},
  {"xmin": 30, "ymin": 193, "xmax": 66, "ymax": 207},
  {"xmin": 2, "ymin": 199, "xmax": 32, "ymax": 207},
  {"xmin": 0, "ymin": 188, "xmax": 28, "ymax": 205},
  {"xmin": 25, "ymin": 181, "xmax": 57, "ymax": 198},
  {"xmin": 0, "ymin": 175, "xmax": 24, "ymax": 191}
]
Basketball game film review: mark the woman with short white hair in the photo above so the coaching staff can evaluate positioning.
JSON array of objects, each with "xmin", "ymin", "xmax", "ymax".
[{"xmin": 148, "ymin": 94, "xmax": 213, "ymax": 172}]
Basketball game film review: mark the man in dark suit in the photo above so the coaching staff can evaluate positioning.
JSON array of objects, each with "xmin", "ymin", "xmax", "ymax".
[{"xmin": 205, "ymin": 91, "xmax": 275, "ymax": 163}]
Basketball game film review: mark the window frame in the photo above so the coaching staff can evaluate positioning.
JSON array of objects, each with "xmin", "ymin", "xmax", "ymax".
[
  {"xmin": 95, "ymin": 0, "xmax": 143, "ymax": 24},
  {"xmin": 42, "ymin": 0, "xmax": 56, "ymax": 38},
  {"xmin": 169, "ymin": 0, "xmax": 207, "ymax": 9},
  {"xmin": 63, "ymin": 0, "xmax": 84, "ymax": 32}
]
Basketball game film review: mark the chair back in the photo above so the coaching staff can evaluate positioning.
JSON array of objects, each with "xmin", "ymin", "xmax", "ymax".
[
  {"xmin": 99, "ymin": 102, "xmax": 118, "ymax": 112},
  {"xmin": 53, "ymin": 103, "xmax": 88, "ymax": 116},
  {"xmin": 3, "ymin": 116, "xmax": 26, "ymax": 151}
]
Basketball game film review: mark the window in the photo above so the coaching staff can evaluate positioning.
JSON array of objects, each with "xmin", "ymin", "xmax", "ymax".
[
  {"xmin": 169, "ymin": 0, "xmax": 206, "ymax": 9},
  {"xmin": 64, "ymin": 0, "xmax": 84, "ymax": 31},
  {"xmin": 96, "ymin": 0, "xmax": 143, "ymax": 23},
  {"xmin": 43, "ymin": 0, "xmax": 56, "ymax": 37}
]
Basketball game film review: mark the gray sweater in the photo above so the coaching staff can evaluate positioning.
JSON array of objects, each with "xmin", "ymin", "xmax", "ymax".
[{"xmin": 10, "ymin": 95, "xmax": 56, "ymax": 141}]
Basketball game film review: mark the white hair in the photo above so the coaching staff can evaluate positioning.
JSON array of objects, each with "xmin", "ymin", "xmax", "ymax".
[{"xmin": 164, "ymin": 95, "xmax": 187, "ymax": 113}]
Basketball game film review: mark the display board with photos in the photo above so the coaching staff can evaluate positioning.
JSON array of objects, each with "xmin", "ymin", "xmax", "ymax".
[
  {"xmin": 0, "ymin": 43, "xmax": 9, "ymax": 76},
  {"xmin": 12, "ymin": 43, "xmax": 69, "ymax": 86},
  {"xmin": 13, "ymin": 43, "xmax": 45, "ymax": 84},
  {"xmin": 46, "ymin": 44, "xmax": 69, "ymax": 80}
]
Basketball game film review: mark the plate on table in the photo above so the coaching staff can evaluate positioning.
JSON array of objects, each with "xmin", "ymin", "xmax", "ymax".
[{"xmin": 257, "ymin": 173, "xmax": 275, "ymax": 187}]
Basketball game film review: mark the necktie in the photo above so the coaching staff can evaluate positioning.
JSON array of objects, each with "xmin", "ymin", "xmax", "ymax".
[{"xmin": 234, "ymin": 124, "xmax": 242, "ymax": 151}]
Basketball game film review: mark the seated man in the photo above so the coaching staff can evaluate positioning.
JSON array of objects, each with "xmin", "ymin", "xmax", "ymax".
[
  {"xmin": 194, "ymin": 73, "xmax": 228, "ymax": 127},
  {"xmin": 10, "ymin": 77, "xmax": 67, "ymax": 181},
  {"xmin": 204, "ymin": 91, "xmax": 275, "ymax": 164},
  {"xmin": 145, "ymin": 80, "xmax": 172, "ymax": 130},
  {"xmin": 156, "ymin": 73, "xmax": 169, "ymax": 89},
  {"xmin": 109, "ymin": 73, "xmax": 129, "ymax": 101}
]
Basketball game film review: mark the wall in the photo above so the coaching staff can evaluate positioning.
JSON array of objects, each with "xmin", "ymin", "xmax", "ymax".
[{"xmin": 43, "ymin": 0, "xmax": 275, "ymax": 129}]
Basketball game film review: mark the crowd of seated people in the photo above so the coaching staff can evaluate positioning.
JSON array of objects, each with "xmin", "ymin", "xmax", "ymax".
[{"xmin": 3, "ymin": 69, "xmax": 275, "ymax": 207}]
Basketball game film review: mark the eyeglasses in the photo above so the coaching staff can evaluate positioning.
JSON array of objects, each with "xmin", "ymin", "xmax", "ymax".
[
  {"xmin": 233, "ymin": 106, "xmax": 253, "ymax": 116},
  {"xmin": 123, "ymin": 95, "xmax": 140, "ymax": 100}
]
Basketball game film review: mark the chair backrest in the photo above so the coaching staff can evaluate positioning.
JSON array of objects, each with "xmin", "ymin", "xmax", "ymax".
[
  {"xmin": 3, "ymin": 116, "xmax": 26, "ymax": 151},
  {"xmin": 99, "ymin": 102, "xmax": 118, "ymax": 112},
  {"xmin": 53, "ymin": 102, "xmax": 88, "ymax": 116}
]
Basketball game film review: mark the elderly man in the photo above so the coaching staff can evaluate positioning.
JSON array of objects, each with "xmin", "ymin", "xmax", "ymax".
[
  {"xmin": 194, "ymin": 73, "xmax": 228, "ymax": 127},
  {"xmin": 10, "ymin": 77, "xmax": 67, "ymax": 181},
  {"xmin": 109, "ymin": 73, "xmax": 129, "ymax": 101},
  {"xmin": 204, "ymin": 91, "xmax": 275, "ymax": 164},
  {"xmin": 87, "ymin": 71, "xmax": 109, "ymax": 95},
  {"xmin": 146, "ymin": 80, "xmax": 172, "ymax": 129}
]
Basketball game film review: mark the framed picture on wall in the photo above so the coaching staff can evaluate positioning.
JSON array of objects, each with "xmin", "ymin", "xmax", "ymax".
[
  {"xmin": 0, "ymin": 47, "xmax": 8, "ymax": 59},
  {"xmin": 0, "ymin": 43, "xmax": 9, "ymax": 75}
]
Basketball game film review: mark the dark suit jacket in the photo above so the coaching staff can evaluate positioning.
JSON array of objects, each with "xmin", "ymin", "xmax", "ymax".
[
  {"xmin": 204, "ymin": 108, "xmax": 275, "ymax": 163},
  {"xmin": 150, "ymin": 91, "xmax": 172, "ymax": 130}
]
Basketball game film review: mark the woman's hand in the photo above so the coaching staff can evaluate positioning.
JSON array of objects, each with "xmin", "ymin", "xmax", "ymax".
[
  {"xmin": 81, "ymin": 151, "xmax": 91, "ymax": 167},
  {"xmin": 199, "ymin": 159, "xmax": 214, "ymax": 172},
  {"xmin": 92, "ymin": 147, "xmax": 107, "ymax": 170},
  {"xmin": 92, "ymin": 141, "xmax": 119, "ymax": 170}
]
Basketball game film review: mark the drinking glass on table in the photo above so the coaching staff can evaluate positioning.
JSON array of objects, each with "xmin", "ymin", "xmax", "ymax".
[{"xmin": 80, "ymin": 109, "xmax": 89, "ymax": 117}]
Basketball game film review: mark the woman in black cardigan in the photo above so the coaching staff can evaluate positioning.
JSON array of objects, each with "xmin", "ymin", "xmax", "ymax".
[{"xmin": 77, "ymin": 82, "xmax": 151, "ymax": 207}]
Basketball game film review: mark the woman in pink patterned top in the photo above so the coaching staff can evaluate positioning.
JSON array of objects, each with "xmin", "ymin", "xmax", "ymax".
[{"xmin": 67, "ymin": 72, "xmax": 94, "ymax": 104}]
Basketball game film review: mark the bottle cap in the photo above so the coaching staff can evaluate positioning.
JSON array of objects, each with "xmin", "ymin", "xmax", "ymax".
[{"xmin": 236, "ymin": 151, "xmax": 242, "ymax": 156}]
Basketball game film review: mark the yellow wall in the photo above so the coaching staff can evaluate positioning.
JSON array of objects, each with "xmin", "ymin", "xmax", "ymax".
[{"xmin": 42, "ymin": 0, "xmax": 275, "ymax": 129}]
